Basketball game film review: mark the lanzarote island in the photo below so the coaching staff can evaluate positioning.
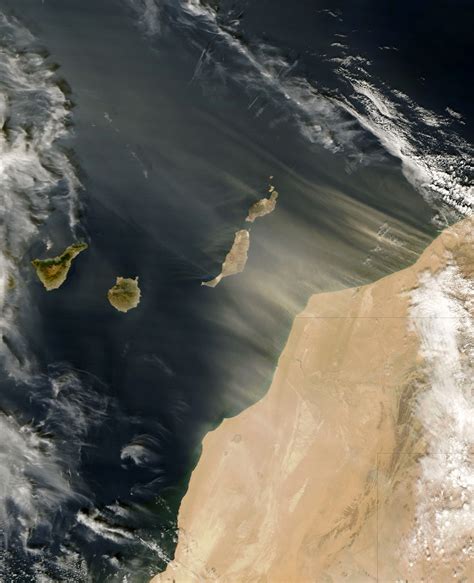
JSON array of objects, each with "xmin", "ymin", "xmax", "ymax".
[
  {"xmin": 31, "ymin": 242, "xmax": 88, "ymax": 291},
  {"xmin": 245, "ymin": 183, "xmax": 278, "ymax": 222}
]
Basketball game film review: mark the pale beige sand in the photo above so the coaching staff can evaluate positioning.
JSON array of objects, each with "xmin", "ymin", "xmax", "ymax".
[
  {"xmin": 202, "ymin": 230, "xmax": 250, "ymax": 288},
  {"xmin": 154, "ymin": 217, "xmax": 473, "ymax": 583}
]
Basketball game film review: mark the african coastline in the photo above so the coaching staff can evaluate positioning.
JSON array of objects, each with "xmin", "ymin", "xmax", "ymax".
[
  {"xmin": 0, "ymin": 0, "xmax": 471, "ymax": 581},
  {"xmin": 153, "ymin": 217, "xmax": 473, "ymax": 583}
]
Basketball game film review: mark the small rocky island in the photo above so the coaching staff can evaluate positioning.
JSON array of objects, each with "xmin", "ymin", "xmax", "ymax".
[
  {"xmin": 246, "ymin": 184, "xmax": 278, "ymax": 223},
  {"xmin": 107, "ymin": 277, "xmax": 141, "ymax": 312},
  {"xmin": 31, "ymin": 242, "xmax": 88, "ymax": 291},
  {"xmin": 202, "ymin": 230, "xmax": 250, "ymax": 288}
]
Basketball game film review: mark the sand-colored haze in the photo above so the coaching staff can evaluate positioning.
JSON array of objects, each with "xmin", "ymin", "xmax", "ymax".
[{"xmin": 153, "ymin": 217, "xmax": 473, "ymax": 583}]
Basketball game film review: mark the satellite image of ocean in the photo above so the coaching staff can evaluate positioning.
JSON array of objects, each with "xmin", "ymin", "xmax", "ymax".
[{"xmin": 0, "ymin": 1, "xmax": 472, "ymax": 582}]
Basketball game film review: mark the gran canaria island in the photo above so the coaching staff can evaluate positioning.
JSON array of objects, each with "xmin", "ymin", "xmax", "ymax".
[
  {"xmin": 107, "ymin": 276, "xmax": 141, "ymax": 313},
  {"xmin": 31, "ymin": 242, "xmax": 88, "ymax": 291}
]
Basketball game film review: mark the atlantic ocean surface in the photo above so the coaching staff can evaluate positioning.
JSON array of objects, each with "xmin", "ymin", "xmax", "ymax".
[{"xmin": 0, "ymin": 1, "xmax": 471, "ymax": 581}]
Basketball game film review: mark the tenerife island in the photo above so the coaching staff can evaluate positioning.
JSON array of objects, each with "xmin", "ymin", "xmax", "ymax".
[{"xmin": 31, "ymin": 242, "xmax": 88, "ymax": 291}]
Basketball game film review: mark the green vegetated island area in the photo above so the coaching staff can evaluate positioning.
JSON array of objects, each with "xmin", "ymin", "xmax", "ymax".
[
  {"xmin": 32, "ymin": 242, "xmax": 88, "ymax": 291},
  {"xmin": 32, "ymin": 242, "xmax": 141, "ymax": 313}
]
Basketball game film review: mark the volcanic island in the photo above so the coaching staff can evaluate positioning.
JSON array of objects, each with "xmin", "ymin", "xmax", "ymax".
[
  {"xmin": 31, "ymin": 242, "xmax": 88, "ymax": 291},
  {"xmin": 202, "ymin": 229, "xmax": 250, "ymax": 288},
  {"xmin": 107, "ymin": 276, "xmax": 141, "ymax": 313},
  {"xmin": 245, "ymin": 186, "xmax": 278, "ymax": 222}
]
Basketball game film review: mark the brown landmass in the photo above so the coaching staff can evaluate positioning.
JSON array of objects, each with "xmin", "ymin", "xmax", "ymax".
[
  {"xmin": 153, "ymin": 217, "xmax": 473, "ymax": 583},
  {"xmin": 202, "ymin": 230, "xmax": 250, "ymax": 288},
  {"xmin": 107, "ymin": 276, "xmax": 141, "ymax": 313},
  {"xmin": 246, "ymin": 189, "xmax": 278, "ymax": 223},
  {"xmin": 31, "ymin": 242, "xmax": 88, "ymax": 291}
]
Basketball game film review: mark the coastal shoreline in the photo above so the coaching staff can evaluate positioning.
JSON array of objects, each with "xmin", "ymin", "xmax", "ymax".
[{"xmin": 152, "ymin": 217, "xmax": 473, "ymax": 582}]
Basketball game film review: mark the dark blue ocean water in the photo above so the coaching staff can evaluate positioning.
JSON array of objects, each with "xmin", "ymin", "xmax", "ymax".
[{"xmin": 0, "ymin": 1, "xmax": 471, "ymax": 581}]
